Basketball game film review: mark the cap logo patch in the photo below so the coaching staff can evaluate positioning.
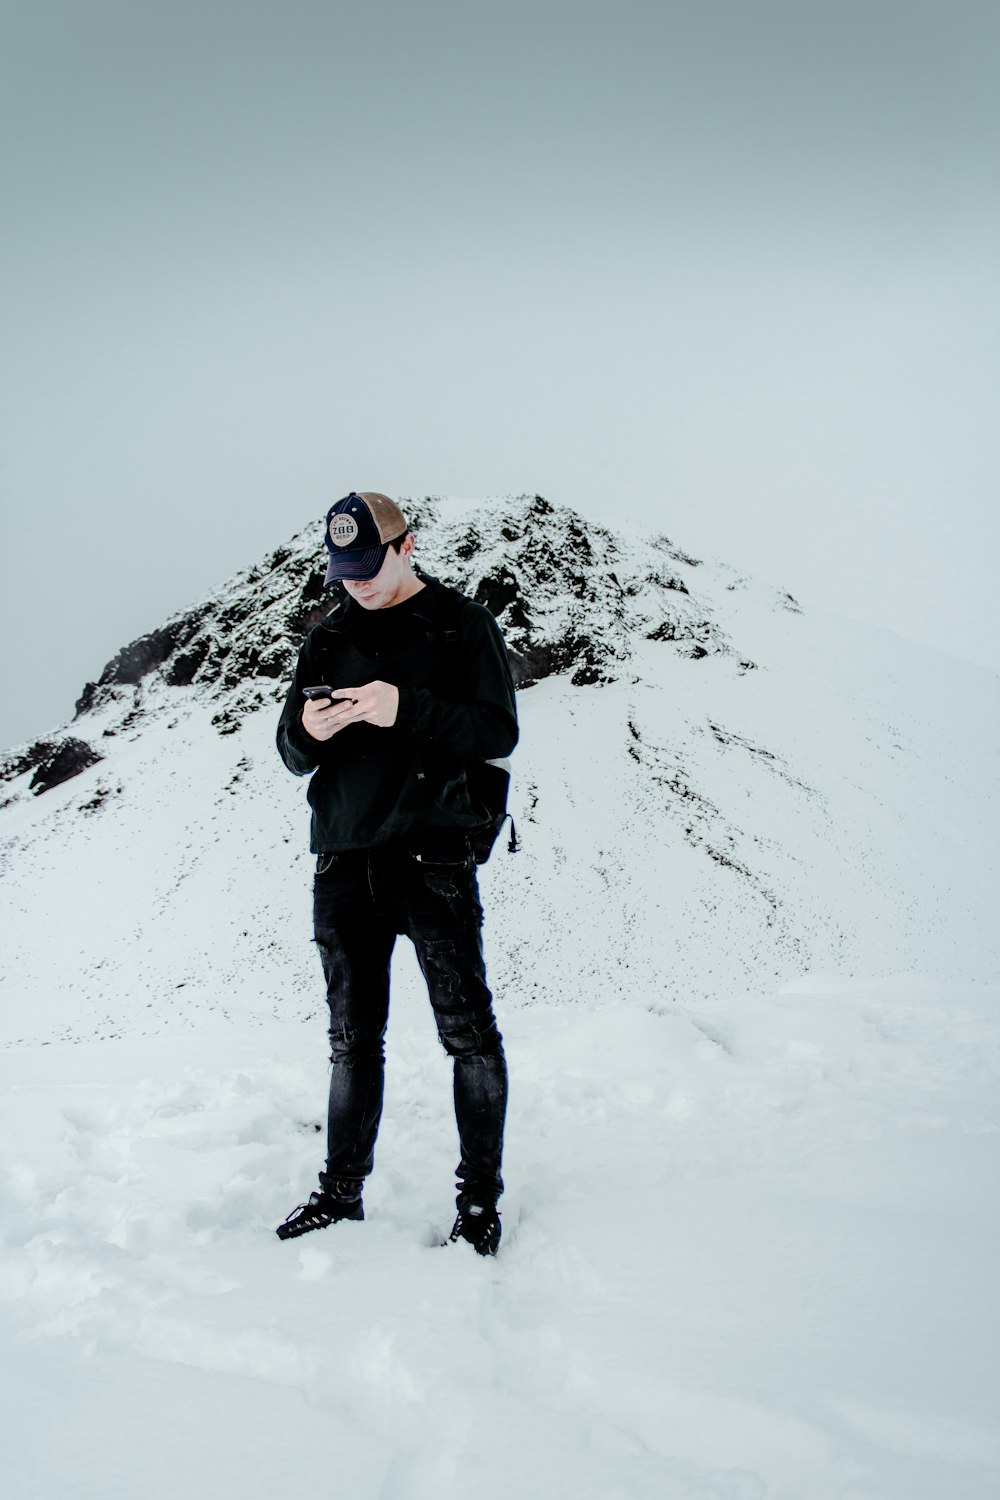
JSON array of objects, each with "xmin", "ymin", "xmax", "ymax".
[{"xmin": 329, "ymin": 513, "xmax": 360, "ymax": 548}]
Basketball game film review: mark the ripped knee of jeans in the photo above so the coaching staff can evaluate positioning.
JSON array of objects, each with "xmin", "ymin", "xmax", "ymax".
[
  {"xmin": 328, "ymin": 1022, "xmax": 386, "ymax": 1063},
  {"xmin": 435, "ymin": 1015, "xmax": 504, "ymax": 1060}
]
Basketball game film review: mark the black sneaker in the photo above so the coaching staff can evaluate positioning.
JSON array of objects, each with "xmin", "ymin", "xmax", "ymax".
[
  {"xmin": 446, "ymin": 1202, "xmax": 501, "ymax": 1256},
  {"xmin": 275, "ymin": 1190, "xmax": 364, "ymax": 1240}
]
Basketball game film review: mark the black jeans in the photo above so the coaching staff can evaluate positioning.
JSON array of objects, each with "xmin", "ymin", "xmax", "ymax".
[{"xmin": 312, "ymin": 834, "xmax": 507, "ymax": 1209}]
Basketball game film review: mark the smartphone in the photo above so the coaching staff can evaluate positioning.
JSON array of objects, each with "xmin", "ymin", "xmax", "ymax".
[{"xmin": 303, "ymin": 686, "xmax": 357, "ymax": 705}]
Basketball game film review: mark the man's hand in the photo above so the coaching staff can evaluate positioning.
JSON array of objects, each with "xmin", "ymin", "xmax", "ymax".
[
  {"xmin": 334, "ymin": 681, "xmax": 400, "ymax": 728},
  {"xmin": 301, "ymin": 695, "xmax": 356, "ymax": 742}
]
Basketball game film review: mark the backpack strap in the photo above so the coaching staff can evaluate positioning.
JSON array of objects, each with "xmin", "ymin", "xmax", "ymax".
[{"xmin": 417, "ymin": 579, "xmax": 472, "ymax": 650}]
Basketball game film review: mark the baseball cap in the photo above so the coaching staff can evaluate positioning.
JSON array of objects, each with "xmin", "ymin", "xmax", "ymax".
[{"xmin": 323, "ymin": 492, "xmax": 409, "ymax": 583}]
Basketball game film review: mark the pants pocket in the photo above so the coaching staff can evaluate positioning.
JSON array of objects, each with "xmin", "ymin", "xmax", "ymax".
[
  {"xmin": 410, "ymin": 854, "xmax": 473, "ymax": 871},
  {"xmin": 316, "ymin": 851, "xmax": 340, "ymax": 877},
  {"xmin": 408, "ymin": 833, "xmax": 474, "ymax": 871}
]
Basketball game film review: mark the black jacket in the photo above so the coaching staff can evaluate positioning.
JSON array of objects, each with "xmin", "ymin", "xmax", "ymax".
[{"xmin": 276, "ymin": 573, "xmax": 519, "ymax": 852}]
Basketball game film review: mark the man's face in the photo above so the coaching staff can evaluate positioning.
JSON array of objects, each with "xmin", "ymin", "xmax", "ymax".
[{"xmin": 341, "ymin": 533, "xmax": 417, "ymax": 610}]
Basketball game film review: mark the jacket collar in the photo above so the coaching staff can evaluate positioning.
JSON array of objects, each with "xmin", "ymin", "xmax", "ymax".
[{"xmin": 319, "ymin": 571, "xmax": 443, "ymax": 635}]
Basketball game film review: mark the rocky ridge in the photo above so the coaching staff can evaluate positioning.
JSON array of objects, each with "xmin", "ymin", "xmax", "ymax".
[{"xmin": 1, "ymin": 493, "xmax": 768, "ymax": 800}]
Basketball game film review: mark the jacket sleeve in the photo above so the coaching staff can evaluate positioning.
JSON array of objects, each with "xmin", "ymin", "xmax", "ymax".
[
  {"xmin": 395, "ymin": 605, "xmax": 519, "ymax": 762},
  {"xmin": 275, "ymin": 634, "xmax": 324, "ymax": 777}
]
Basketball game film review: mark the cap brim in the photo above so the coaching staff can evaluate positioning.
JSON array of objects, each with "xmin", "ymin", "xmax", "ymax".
[{"xmin": 324, "ymin": 543, "xmax": 389, "ymax": 584}]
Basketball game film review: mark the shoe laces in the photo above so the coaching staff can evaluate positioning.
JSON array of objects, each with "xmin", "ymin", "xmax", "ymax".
[
  {"xmin": 449, "ymin": 1203, "xmax": 498, "ymax": 1249},
  {"xmin": 282, "ymin": 1190, "xmax": 326, "ymax": 1225}
]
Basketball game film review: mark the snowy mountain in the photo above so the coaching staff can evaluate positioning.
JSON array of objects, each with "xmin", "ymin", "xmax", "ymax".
[
  {"xmin": 2, "ymin": 495, "xmax": 998, "ymax": 1500},
  {"xmin": 1, "ymin": 492, "xmax": 995, "ymax": 1046}
]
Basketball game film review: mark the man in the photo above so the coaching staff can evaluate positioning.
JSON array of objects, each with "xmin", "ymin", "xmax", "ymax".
[{"xmin": 275, "ymin": 491, "xmax": 518, "ymax": 1255}]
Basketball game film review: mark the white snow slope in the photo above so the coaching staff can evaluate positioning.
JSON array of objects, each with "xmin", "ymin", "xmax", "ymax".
[{"xmin": 1, "ymin": 495, "xmax": 998, "ymax": 1500}]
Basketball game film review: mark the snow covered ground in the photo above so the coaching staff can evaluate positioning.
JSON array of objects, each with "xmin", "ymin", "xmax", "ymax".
[
  {"xmin": 2, "ymin": 972, "xmax": 997, "ymax": 1499},
  {"xmin": 2, "ymin": 500, "xmax": 998, "ymax": 1498}
]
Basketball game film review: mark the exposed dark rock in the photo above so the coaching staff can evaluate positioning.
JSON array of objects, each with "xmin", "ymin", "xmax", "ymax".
[
  {"xmin": 707, "ymin": 721, "xmax": 776, "ymax": 758},
  {"xmin": 287, "ymin": 599, "xmax": 336, "ymax": 637},
  {"xmin": 455, "ymin": 529, "xmax": 481, "ymax": 562},
  {"xmin": 78, "ymin": 783, "xmax": 123, "ymax": 814},
  {"xmin": 626, "ymin": 570, "xmax": 689, "ymax": 598},
  {"xmin": 1, "ymin": 732, "xmax": 102, "ymax": 794},
  {"xmin": 646, "ymin": 620, "xmax": 683, "ymax": 642},
  {"xmin": 211, "ymin": 706, "xmax": 243, "ymax": 735},
  {"xmin": 221, "ymin": 640, "xmax": 292, "ymax": 686},
  {"xmin": 564, "ymin": 570, "xmax": 595, "ymax": 602},
  {"xmin": 118, "ymin": 610, "xmax": 208, "ymax": 685},
  {"xmin": 74, "ymin": 681, "xmax": 101, "ymax": 717},
  {"xmin": 285, "ymin": 569, "xmax": 331, "ymax": 635},
  {"xmin": 474, "ymin": 568, "xmax": 532, "ymax": 630},
  {"xmin": 217, "ymin": 599, "xmax": 254, "ymax": 632},
  {"xmin": 117, "ymin": 700, "xmax": 146, "ymax": 735},
  {"xmin": 0, "ymin": 738, "xmax": 54, "ymax": 784},
  {"xmin": 504, "ymin": 651, "xmax": 538, "ymax": 690},
  {"xmin": 571, "ymin": 660, "xmax": 604, "ymax": 686},
  {"xmin": 651, "ymin": 534, "xmax": 703, "ymax": 567},
  {"xmin": 507, "ymin": 631, "xmax": 615, "ymax": 690},
  {"xmin": 564, "ymin": 517, "xmax": 595, "ymax": 562},
  {"xmin": 105, "ymin": 627, "xmax": 181, "ymax": 687},
  {"xmin": 74, "ymin": 604, "xmax": 213, "ymax": 714},
  {"xmin": 164, "ymin": 637, "xmax": 212, "ymax": 687},
  {"xmin": 28, "ymin": 738, "xmax": 103, "ymax": 795}
]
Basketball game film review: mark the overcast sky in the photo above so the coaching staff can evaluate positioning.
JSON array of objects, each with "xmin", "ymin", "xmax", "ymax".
[{"xmin": 1, "ymin": 0, "xmax": 997, "ymax": 750}]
